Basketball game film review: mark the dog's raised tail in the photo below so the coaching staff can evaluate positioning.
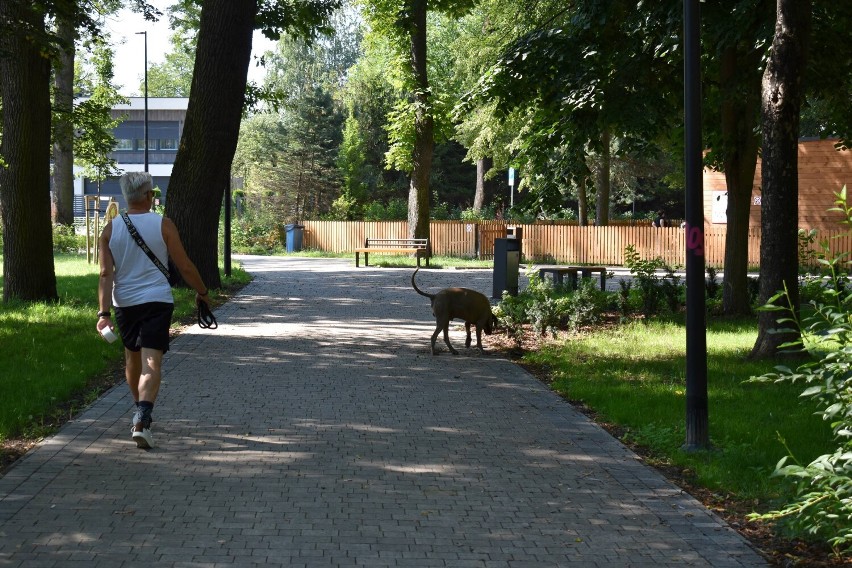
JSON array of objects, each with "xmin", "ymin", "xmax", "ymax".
[{"xmin": 411, "ymin": 268, "xmax": 433, "ymax": 300}]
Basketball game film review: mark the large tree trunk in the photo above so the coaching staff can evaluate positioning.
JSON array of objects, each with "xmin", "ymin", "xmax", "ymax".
[
  {"xmin": 52, "ymin": 15, "xmax": 76, "ymax": 226},
  {"xmin": 165, "ymin": 0, "xmax": 256, "ymax": 289},
  {"xmin": 0, "ymin": 1, "xmax": 58, "ymax": 303},
  {"xmin": 577, "ymin": 178, "xmax": 589, "ymax": 226},
  {"xmin": 750, "ymin": 0, "xmax": 810, "ymax": 359},
  {"xmin": 473, "ymin": 157, "xmax": 489, "ymax": 211},
  {"xmin": 719, "ymin": 46, "xmax": 762, "ymax": 316},
  {"xmin": 406, "ymin": 0, "xmax": 432, "ymax": 240},
  {"xmin": 594, "ymin": 127, "xmax": 611, "ymax": 226}
]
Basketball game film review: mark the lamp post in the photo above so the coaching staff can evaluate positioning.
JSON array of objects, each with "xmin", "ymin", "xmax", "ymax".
[
  {"xmin": 135, "ymin": 31, "xmax": 149, "ymax": 173},
  {"xmin": 683, "ymin": 0, "xmax": 709, "ymax": 451}
]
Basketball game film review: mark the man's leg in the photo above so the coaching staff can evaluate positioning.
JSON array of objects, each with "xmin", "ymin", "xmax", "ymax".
[
  {"xmin": 138, "ymin": 347, "xmax": 164, "ymax": 405},
  {"xmin": 125, "ymin": 349, "xmax": 142, "ymax": 403},
  {"xmin": 132, "ymin": 347, "xmax": 164, "ymax": 449}
]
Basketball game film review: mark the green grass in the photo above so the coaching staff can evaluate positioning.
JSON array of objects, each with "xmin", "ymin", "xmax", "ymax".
[
  {"xmin": 0, "ymin": 254, "xmax": 251, "ymax": 441},
  {"xmin": 523, "ymin": 317, "xmax": 835, "ymax": 503}
]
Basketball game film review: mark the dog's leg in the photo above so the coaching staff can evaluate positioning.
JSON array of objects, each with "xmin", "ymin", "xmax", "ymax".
[
  {"xmin": 440, "ymin": 321, "xmax": 458, "ymax": 355},
  {"xmin": 465, "ymin": 322, "xmax": 472, "ymax": 348},
  {"xmin": 430, "ymin": 325, "xmax": 441, "ymax": 355},
  {"xmin": 475, "ymin": 324, "xmax": 485, "ymax": 353}
]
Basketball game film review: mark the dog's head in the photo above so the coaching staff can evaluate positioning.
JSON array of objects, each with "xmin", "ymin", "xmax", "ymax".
[{"xmin": 484, "ymin": 312, "xmax": 497, "ymax": 335}]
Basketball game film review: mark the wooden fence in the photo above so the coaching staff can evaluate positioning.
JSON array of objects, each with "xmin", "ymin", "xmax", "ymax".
[{"xmin": 301, "ymin": 220, "xmax": 852, "ymax": 268}]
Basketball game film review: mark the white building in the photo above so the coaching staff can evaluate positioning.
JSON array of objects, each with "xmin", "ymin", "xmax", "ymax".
[{"xmin": 73, "ymin": 97, "xmax": 188, "ymax": 215}]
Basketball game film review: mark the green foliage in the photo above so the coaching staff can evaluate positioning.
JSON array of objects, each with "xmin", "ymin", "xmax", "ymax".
[
  {"xmin": 623, "ymin": 244, "xmax": 678, "ymax": 319},
  {"xmin": 74, "ymin": 39, "xmax": 127, "ymax": 182},
  {"xmin": 231, "ymin": 207, "xmax": 283, "ymax": 253},
  {"xmin": 798, "ymin": 228, "xmax": 819, "ymax": 273},
  {"xmin": 747, "ymin": 187, "xmax": 852, "ymax": 552},
  {"xmin": 495, "ymin": 269, "xmax": 608, "ymax": 342},
  {"xmin": 460, "ymin": 204, "xmax": 497, "ymax": 221},
  {"xmin": 363, "ymin": 198, "xmax": 408, "ymax": 221},
  {"xmin": 52, "ymin": 224, "xmax": 85, "ymax": 254}
]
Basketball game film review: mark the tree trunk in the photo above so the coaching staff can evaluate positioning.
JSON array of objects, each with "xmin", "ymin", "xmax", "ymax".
[
  {"xmin": 52, "ymin": 15, "xmax": 75, "ymax": 226},
  {"xmin": 473, "ymin": 157, "xmax": 487, "ymax": 211},
  {"xmin": 594, "ymin": 128, "xmax": 611, "ymax": 226},
  {"xmin": 165, "ymin": 0, "xmax": 256, "ymax": 289},
  {"xmin": 406, "ymin": 0, "xmax": 432, "ymax": 240},
  {"xmin": 750, "ymin": 0, "xmax": 810, "ymax": 359},
  {"xmin": 719, "ymin": 46, "xmax": 762, "ymax": 316},
  {"xmin": 0, "ymin": 1, "xmax": 58, "ymax": 303},
  {"xmin": 577, "ymin": 178, "xmax": 589, "ymax": 226}
]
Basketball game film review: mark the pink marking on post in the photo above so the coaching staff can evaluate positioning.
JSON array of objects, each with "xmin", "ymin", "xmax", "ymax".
[{"xmin": 685, "ymin": 223, "xmax": 704, "ymax": 257}]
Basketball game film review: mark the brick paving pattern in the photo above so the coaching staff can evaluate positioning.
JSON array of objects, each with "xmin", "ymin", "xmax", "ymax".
[{"xmin": 0, "ymin": 256, "xmax": 767, "ymax": 567}]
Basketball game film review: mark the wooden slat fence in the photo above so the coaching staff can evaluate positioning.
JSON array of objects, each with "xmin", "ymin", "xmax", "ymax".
[{"xmin": 300, "ymin": 220, "xmax": 850, "ymax": 269}]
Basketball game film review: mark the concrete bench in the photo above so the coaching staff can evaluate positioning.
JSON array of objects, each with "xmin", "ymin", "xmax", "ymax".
[
  {"xmin": 354, "ymin": 238, "xmax": 431, "ymax": 267},
  {"xmin": 538, "ymin": 266, "xmax": 607, "ymax": 291}
]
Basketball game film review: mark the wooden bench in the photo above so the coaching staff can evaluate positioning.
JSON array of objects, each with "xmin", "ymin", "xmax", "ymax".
[
  {"xmin": 538, "ymin": 265, "xmax": 607, "ymax": 291},
  {"xmin": 354, "ymin": 238, "xmax": 431, "ymax": 267}
]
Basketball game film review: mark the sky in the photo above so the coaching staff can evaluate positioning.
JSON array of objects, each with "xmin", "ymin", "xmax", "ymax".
[{"xmin": 102, "ymin": 1, "xmax": 277, "ymax": 97}]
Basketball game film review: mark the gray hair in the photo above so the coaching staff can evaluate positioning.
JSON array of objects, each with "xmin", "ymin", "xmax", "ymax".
[{"xmin": 120, "ymin": 172, "xmax": 153, "ymax": 204}]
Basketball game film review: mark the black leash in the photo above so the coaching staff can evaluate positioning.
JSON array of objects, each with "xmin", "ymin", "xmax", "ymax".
[{"xmin": 197, "ymin": 299, "xmax": 218, "ymax": 329}]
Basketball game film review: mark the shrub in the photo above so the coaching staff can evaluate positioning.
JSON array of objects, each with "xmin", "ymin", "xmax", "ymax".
[
  {"xmin": 52, "ymin": 224, "xmax": 85, "ymax": 254},
  {"xmin": 231, "ymin": 208, "xmax": 281, "ymax": 253},
  {"xmin": 363, "ymin": 198, "xmax": 409, "ymax": 221},
  {"xmin": 747, "ymin": 186, "xmax": 852, "ymax": 553}
]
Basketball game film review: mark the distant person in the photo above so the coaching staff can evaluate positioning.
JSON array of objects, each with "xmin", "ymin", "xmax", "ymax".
[
  {"xmin": 653, "ymin": 210, "xmax": 668, "ymax": 228},
  {"xmin": 96, "ymin": 172, "xmax": 210, "ymax": 449}
]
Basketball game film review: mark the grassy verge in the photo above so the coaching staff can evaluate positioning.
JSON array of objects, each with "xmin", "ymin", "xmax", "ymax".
[
  {"xmin": 521, "ymin": 317, "xmax": 834, "ymax": 503},
  {"xmin": 0, "ymin": 254, "xmax": 251, "ymax": 442}
]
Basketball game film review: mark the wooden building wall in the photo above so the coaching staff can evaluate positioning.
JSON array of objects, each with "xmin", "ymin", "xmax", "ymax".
[{"xmin": 703, "ymin": 138, "xmax": 852, "ymax": 230}]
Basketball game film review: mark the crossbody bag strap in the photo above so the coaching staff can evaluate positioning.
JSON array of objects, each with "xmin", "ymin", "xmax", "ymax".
[{"xmin": 120, "ymin": 212, "xmax": 171, "ymax": 281}]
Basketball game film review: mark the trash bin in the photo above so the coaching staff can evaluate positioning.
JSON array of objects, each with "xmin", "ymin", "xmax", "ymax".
[
  {"xmin": 493, "ymin": 237, "xmax": 521, "ymax": 298},
  {"xmin": 284, "ymin": 224, "xmax": 305, "ymax": 253}
]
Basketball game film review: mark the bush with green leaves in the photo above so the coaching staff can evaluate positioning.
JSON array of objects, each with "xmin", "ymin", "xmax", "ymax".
[
  {"xmin": 747, "ymin": 186, "xmax": 852, "ymax": 553},
  {"xmin": 495, "ymin": 269, "xmax": 610, "ymax": 342},
  {"xmin": 363, "ymin": 198, "xmax": 409, "ymax": 221},
  {"xmin": 623, "ymin": 244, "xmax": 685, "ymax": 318},
  {"xmin": 52, "ymin": 224, "xmax": 85, "ymax": 254},
  {"xmin": 562, "ymin": 279, "xmax": 609, "ymax": 333},
  {"xmin": 231, "ymin": 207, "xmax": 282, "ymax": 253}
]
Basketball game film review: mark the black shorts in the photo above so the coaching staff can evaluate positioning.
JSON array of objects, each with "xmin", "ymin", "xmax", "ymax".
[{"xmin": 114, "ymin": 302, "xmax": 175, "ymax": 353}]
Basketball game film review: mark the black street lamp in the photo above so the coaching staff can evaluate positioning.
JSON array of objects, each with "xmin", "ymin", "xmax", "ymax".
[
  {"xmin": 683, "ymin": 0, "xmax": 709, "ymax": 451},
  {"xmin": 135, "ymin": 31, "xmax": 149, "ymax": 173}
]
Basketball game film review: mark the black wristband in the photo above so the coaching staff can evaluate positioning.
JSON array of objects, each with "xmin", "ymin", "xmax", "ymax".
[{"xmin": 97, "ymin": 310, "xmax": 111, "ymax": 318}]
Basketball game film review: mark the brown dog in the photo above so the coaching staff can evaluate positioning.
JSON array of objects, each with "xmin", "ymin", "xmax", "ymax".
[{"xmin": 411, "ymin": 268, "xmax": 494, "ymax": 355}]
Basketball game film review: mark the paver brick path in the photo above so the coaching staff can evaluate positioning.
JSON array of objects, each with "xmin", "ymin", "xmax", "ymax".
[{"xmin": 0, "ymin": 256, "xmax": 766, "ymax": 567}]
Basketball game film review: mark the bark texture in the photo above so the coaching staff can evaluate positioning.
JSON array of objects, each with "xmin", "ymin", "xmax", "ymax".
[
  {"xmin": 406, "ymin": 0, "xmax": 432, "ymax": 240},
  {"xmin": 719, "ymin": 45, "xmax": 762, "ymax": 316},
  {"xmin": 165, "ymin": 0, "xmax": 257, "ymax": 289},
  {"xmin": 52, "ymin": 15, "xmax": 76, "ymax": 226},
  {"xmin": 594, "ymin": 128, "xmax": 610, "ymax": 226},
  {"xmin": 0, "ymin": 1, "xmax": 58, "ymax": 302},
  {"xmin": 750, "ymin": 0, "xmax": 810, "ymax": 359},
  {"xmin": 473, "ymin": 157, "xmax": 487, "ymax": 212}
]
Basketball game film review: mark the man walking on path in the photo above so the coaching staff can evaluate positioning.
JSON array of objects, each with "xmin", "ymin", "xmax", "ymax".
[{"xmin": 96, "ymin": 172, "xmax": 210, "ymax": 449}]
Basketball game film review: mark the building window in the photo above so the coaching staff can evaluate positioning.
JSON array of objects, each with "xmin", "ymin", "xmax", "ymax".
[
  {"xmin": 136, "ymin": 139, "xmax": 158, "ymax": 151},
  {"xmin": 115, "ymin": 139, "xmax": 133, "ymax": 151},
  {"xmin": 160, "ymin": 139, "xmax": 177, "ymax": 150}
]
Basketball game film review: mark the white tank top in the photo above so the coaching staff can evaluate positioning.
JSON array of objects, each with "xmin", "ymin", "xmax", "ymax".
[{"xmin": 109, "ymin": 213, "xmax": 174, "ymax": 307}]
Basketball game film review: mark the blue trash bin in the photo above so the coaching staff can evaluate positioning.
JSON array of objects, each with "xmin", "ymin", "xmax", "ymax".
[{"xmin": 284, "ymin": 224, "xmax": 305, "ymax": 253}]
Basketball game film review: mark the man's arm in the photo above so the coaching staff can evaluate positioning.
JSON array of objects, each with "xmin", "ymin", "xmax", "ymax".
[
  {"xmin": 161, "ymin": 217, "xmax": 210, "ymax": 305},
  {"xmin": 97, "ymin": 222, "xmax": 114, "ymax": 332}
]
